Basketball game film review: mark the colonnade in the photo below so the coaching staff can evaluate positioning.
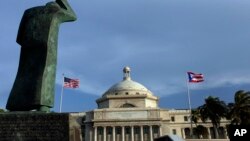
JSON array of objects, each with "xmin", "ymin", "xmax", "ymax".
[
  {"xmin": 181, "ymin": 126, "xmax": 228, "ymax": 139},
  {"xmin": 93, "ymin": 125, "xmax": 161, "ymax": 141}
]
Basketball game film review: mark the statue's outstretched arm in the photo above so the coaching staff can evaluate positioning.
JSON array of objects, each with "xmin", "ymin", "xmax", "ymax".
[{"xmin": 56, "ymin": 0, "xmax": 77, "ymax": 21}]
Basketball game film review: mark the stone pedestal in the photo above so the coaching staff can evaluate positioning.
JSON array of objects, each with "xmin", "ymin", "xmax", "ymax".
[{"xmin": 0, "ymin": 112, "xmax": 83, "ymax": 141}]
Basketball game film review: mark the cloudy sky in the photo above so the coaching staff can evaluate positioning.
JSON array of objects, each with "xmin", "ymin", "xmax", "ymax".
[{"xmin": 0, "ymin": 0, "xmax": 249, "ymax": 112}]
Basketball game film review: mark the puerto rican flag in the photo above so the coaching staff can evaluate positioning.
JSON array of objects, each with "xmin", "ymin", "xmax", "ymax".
[
  {"xmin": 64, "ymin": 77, "xmax": 80, "ymax": 88},
  {"xmin": 187, "ymin": 72, "xmax": 204, "ymax": 83}
]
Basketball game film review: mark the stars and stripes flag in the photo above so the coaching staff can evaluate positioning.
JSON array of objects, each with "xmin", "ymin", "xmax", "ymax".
[
  {"xmin": 63, "ymin": 77, "xmax": 80, "ymax": 88},
  {"xmin": 187, "ymin": 72, "xmax": 204, "ymax": 83}
]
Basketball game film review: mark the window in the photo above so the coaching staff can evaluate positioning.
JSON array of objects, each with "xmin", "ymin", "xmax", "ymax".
[
  {"xmin": 184, "ymin": 116, "xmax": 188, "ymax": 121},
  {"xmin": 143, "ymin": 126, "xmax": 149, "ymax": 134},
  {"xmin": 171, "ymin": 116, "xmax": 175, "ymax": 122},
  {"xmin": 97, "ymin": 127, "xmax": 103, "ymax": 135},
  {"xmin": 152, "ymin": 126, "xmax": 159, "ymax": 134},
  {"xmin": 185, "ymin": 128, "xmax": 191, "ymax": 139},
  {"xmin": 125, "ymin": 127, "xmax": 130, "ymax": 134},
  {"xmin": 134, "ymin": 127, "xmax": 140, "ymax": 134},
  {"xmin": 107, "ymin": 127, "xmax": 112, "ymax": 135},
  {"xmin": 116, "ymin": 127, "xmax": 121, "ymax": 134},
  {"xmin": 172, "ymin": 129, "xmax": 177, "ymax": 135},
  {"xmin": 125, "ymin": 92, "xmax": 129, "ymax": 95}
]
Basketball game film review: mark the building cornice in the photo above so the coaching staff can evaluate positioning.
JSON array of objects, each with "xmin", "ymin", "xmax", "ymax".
[{"xmin": 96, "ymin": 94, "xmax": 158, "ymax": 103}]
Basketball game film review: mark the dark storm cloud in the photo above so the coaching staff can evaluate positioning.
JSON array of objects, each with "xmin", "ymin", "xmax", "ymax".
[{"xmin": 1, "ymin": 0, "xmax": 250, "ymax": 110}]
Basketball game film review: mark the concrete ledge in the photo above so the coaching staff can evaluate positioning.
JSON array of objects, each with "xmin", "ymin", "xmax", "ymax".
[{"xmin": 0, "ymin": 112, "xmax": 82, "ymax": 141}]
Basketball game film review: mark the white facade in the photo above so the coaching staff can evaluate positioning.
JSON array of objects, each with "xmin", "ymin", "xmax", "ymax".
[{"xmin": 82, "ymin": 67, "xmax": 229, "ymax": 141}]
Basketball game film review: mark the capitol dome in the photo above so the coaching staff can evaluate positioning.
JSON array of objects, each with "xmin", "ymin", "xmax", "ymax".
[
  {"xmin": 102, "ymin": 66, "xmax": 154, "ymax": 97},
  {"xmin": 97, "ymin": 67, "xmax": 158, "ymax": 109}
]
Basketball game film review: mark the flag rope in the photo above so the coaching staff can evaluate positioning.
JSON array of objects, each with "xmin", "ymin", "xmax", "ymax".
[{"xmin": 59, "ymin": 73, "xmax": 65, "ymax": 113}]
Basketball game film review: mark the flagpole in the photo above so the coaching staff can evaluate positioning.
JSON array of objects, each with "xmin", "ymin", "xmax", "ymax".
[
  {"xmin": 59, "ymin": 73, "xmax": 65, "ymax": 113},
  {"xmin": 186, "ymin": 78, "xmax": 193, "ymax": 138}
]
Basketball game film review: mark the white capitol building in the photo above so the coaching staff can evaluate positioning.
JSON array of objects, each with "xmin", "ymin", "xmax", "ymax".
[{"xmin": 71, "ymin": 67, "xmax": 229, "ymax": 141}]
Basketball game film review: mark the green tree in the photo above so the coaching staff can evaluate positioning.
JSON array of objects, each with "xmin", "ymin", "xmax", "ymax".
[
  {"xmin": 191, "ymin": 109, "xmax": 201, "ymax": 126},
  {"xmin": 198, "ymin": 96, "xmax": 228, "ymax": 139},
  {"xmin": 193, "ymin": 125, "xmax": 208, "ymax": 139},
  {"xmin": 228, "ymin": 90, "xmax": 250, "ymax": 125}
]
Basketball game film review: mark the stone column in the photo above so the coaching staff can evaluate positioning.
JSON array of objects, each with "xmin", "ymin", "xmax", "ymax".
[
  {"xmin": 94, "ymin": 126, "xmax": 97, "ymax": 141},
  {"xmin": 159, "ymin": 125, "xmax": 162, "ymax": 136},
  {"xmin": 89, "ymin": 126, "xmax": 93, "ymax": 141},
  {"xmin": 181, "ymin": 128, "xmax": 186, "ymax": 139},
  {"xmin": 122, "ymin": 126, "xmax": 125, "ymax": 141},
  {"xmin": 207, "ymin": 127, "xmax": 211, "ymax": 139},
  {"xmin": 140, "ymin": 126, "xmax": 144, "ymax": 141},
  {"xmin": 150, "ymin": 125, "xmax": 153, "ymax": 141},
  {"xmin": 113, "ymin": 126, "xmax": 116, "ymax": 141},
  {"xmin": 131, "ymin": 126, "xmax": 134, "ymax": 141},
  {"xmin": 85, "ymin": 124, "xmax": 91, "ymax": 141},
  {"xmin": 224, "ymin": 127, "xmax": 228, "ymax": 139},
  {"xmin": 104, "ymin": 126, "xmax": 106, "ymax": 141}
]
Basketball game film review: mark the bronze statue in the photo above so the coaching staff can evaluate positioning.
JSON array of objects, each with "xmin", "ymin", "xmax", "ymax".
[{"xmin": 6, "ymin": 0, "xmax": 77, "ymax": 112}]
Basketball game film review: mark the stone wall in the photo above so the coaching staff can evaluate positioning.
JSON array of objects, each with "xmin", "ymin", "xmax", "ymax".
[
  {"xmin": 0, "ymin": 112, "xmax": 85, "ymax": 141},
  {"xmin": 0, "ymin": 112, "xmax": 70, "ymax": 141}
]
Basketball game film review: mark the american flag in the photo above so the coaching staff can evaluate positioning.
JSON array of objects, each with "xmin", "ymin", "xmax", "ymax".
[
  {"xmin": 187, "ymin": 72, "xmax": 204, "ymax": 83},
  {"xmin": 64, "ymin": 77, "xmax": 80, "ymax": 88}
]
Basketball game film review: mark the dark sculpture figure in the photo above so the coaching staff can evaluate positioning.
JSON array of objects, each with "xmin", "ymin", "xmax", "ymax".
[{"xmin": 6, "ymin": 0, "xmax": 77, "ymax": 112}]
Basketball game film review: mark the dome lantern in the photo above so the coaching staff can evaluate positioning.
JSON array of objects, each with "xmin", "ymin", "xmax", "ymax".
[{"xmin": 123, "ymin": 66, "xmax": 131, "ymax": 80}]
